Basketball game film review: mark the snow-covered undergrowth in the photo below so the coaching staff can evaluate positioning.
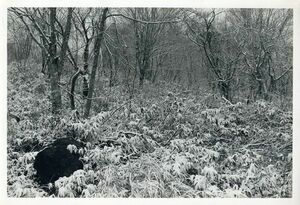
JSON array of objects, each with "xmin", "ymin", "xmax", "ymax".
[{"xmin": 7, "ymin": 64, "xmax": 292, "ymax": 197}]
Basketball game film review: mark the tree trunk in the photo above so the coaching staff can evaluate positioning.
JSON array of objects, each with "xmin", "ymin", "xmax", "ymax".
[
  {"xmin": 139, "ymin": 66, "xmax": 146, "ymax": 87},
  {"xmin": 49, "ymin": 8, "xmax": 62, "ymax": 114},
  {"xmin": 41, "ymin": 9, "xmax": 48, "ymax": 75},
  {"xmin": 218, "ymin": 81, "xmax": 232, "ymax": 102},
  {"xmin": 69, "ymin": 36, "xmax": 90, "ymax": 110},
  {"xmin": 105, "ymin": 44, "xmax": 115, "ymax": 87},
  {"xmin": 83, "ymin": 39, "xmax": 90, "ymax": 72},
  {"xmin": 69, "ymin": 30, "xmax": 90, "ymax": 110},
  {"xmin": 84, "ymin": 8, "xmax": 108, "ymax": 118},
  {"xmin": 49, "ymin": 8, "xmax": 73, "ymax": 114},
  {"xmin": 70, "ymin": 70, "xmax": 81, "ymax": 110},
  {"xmin": 58, "ymin": 8, "xmax": 73, "ymax": 76}
]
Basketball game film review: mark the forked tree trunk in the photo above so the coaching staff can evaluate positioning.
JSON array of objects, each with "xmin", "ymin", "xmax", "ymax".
[
  {"xmin": 49, "ymin": 8, "xmax": 73, "ymax": 114},
  {"xmin": 84, "ymin": 8, "xmax": 108, "ymax": 118}
]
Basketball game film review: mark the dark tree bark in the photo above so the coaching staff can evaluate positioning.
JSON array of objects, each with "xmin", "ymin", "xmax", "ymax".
[
  {"xmin": 84, "ymin": 8, "xmax": 109, "ymax": 118},
  {"xmin": 40, "ymin": 9, "xmax": 48, "ymax": 75},
  {"xmin": 70, "ymin": 69, "xmax": 81, "ymax": 110},
  {"xmin": 58, "ymin": 8, "xmax": 73, "ymax": 75},
  {"xmin": 69, "ymin": 8, "xmax": 93, "ymax": 111}
]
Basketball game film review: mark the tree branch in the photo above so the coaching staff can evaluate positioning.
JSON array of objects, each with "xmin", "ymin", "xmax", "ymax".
[
  {"xmin": 275, "ymin": 66, "xmax": 292, "ymax": 81},
  {"xmin": 106, "ymin": 13, "xmax": 181, "ymax": 24},
  {"xmin": 9, "ymin": 9, "xmax": 49, "ymax": 55}
]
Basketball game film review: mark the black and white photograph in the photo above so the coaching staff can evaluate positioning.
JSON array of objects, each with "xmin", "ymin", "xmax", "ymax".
[{"xmin": 2, "ymin": 0, "xmax": 299, "ymax": 202}]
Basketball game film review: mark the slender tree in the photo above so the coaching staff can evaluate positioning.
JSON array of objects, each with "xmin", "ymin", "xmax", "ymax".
[{"xmin": 84, "ymin": 8, "xmax": 109, "ymax": 118}]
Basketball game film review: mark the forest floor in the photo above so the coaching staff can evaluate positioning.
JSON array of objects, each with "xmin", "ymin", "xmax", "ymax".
[{"xmin": 7, "ymin": 63, "xmax": 292, "ymax": 197}]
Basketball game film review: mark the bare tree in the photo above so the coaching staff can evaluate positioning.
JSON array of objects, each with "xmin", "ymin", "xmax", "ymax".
[
  {"xmin": 124, "ymin": 8, "xmax": 178, "ymax": 87},
  {"xmin": 9, "ymin": 7, "xmax": 74, "ymax": 114},
  {"xmin": 7, "ymin": 13, "xmax": 32, "ymax": 68},
  {"xmin": 8, "ymin": 8, "xmax": 293, "ymax": 118},
  {"xmin": 229, "ymin": 9, "xmax": 293, "ymax": 101},
  {"xmin": 185, "ymin": 9, "xmax": 242, "ymax": 101},
  {"xmin": 84, "ymin": 8, "xmax": 109, "ymax": 118},
  {"xmin": 69, "ymin": 8, "xmax": 96, "ymax": 110}
]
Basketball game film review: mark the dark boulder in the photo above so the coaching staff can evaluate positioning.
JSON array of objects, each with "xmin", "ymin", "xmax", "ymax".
[{"xmin": 33, "ymin": 138, "xmax": 84, "ymax": 184}]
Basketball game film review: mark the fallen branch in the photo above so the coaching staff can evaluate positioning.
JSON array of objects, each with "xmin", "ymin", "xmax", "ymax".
[{"xmin": 222, "ymin": 96, "xmax": 233, "ymax": 105}]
